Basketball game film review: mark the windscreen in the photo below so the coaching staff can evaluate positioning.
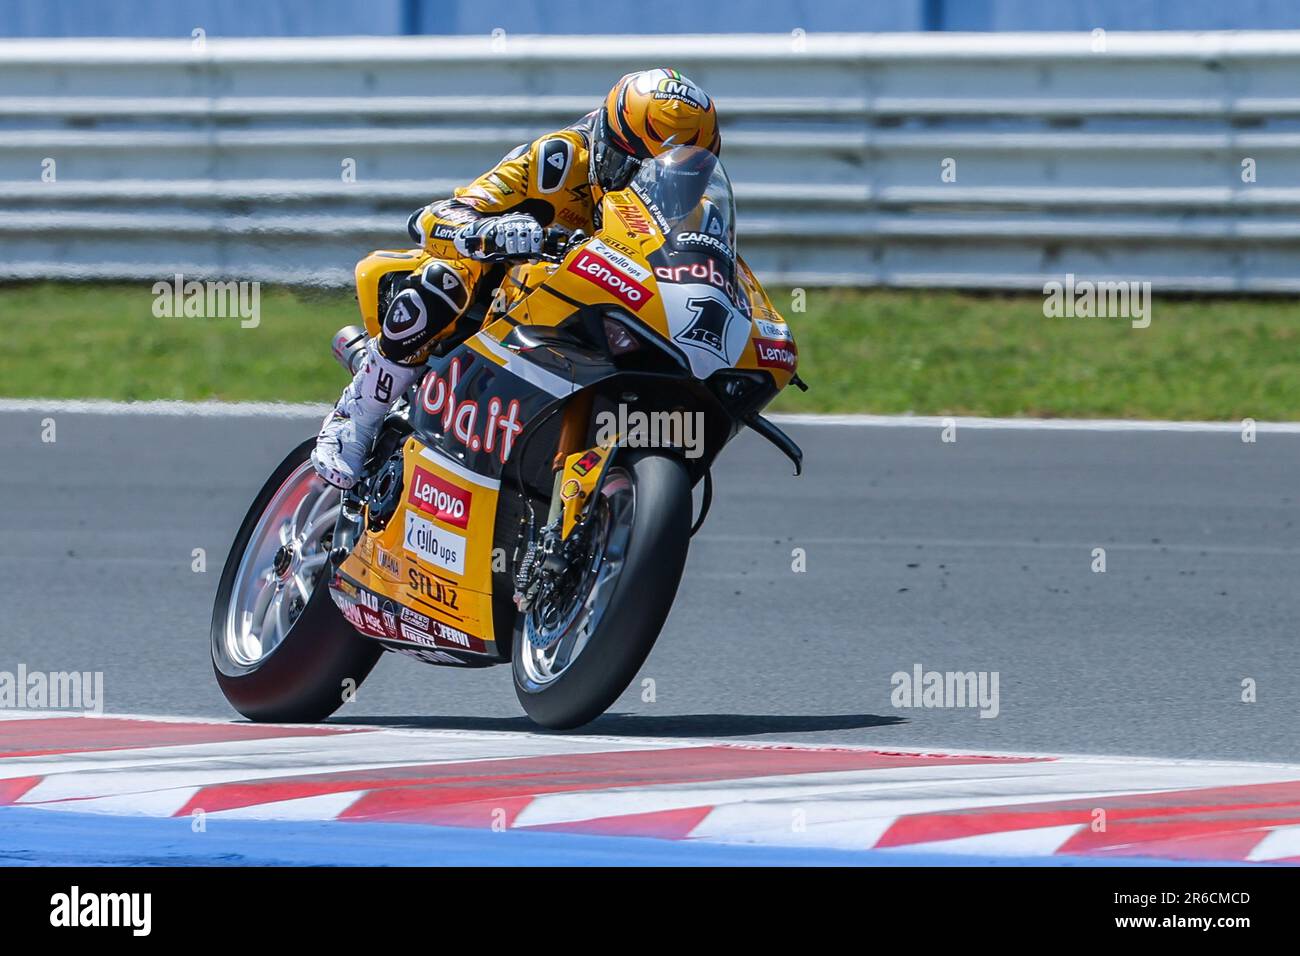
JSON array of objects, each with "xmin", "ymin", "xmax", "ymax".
[{"xmin": 629, "ymin": 145, "xmax": 737, "ymax": 262}]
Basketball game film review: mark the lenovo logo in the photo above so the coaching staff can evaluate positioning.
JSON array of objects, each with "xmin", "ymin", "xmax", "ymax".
[
  {"xmin": 407, "ymin": 467, "xmax": 471, "ymax": 529},
  {"xmin": 566, "ymin": 251, "xmax": 652, "ymax": 311},
  {"xmin": 753, "ymin": 337, "xmax": 797, "ymax": 372}
]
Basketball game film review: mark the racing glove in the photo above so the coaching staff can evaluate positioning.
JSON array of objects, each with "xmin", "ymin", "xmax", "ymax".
[{"xmin": 454, "ymin": 214, "xmax": 545, "ymax": 259}]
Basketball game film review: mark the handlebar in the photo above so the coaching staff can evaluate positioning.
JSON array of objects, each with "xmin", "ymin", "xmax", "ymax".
[
  {"xmin": 543, "ymin": 226, "xmax": 576, "ymax": 257},
  {"xmin": 462, "ymin": 225, "xmax": 582, "ymax": 263}
]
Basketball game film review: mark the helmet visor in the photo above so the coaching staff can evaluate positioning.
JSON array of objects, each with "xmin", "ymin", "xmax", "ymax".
[{"xmin": 593, "ymin": 109, "xmax": 643, "ymax": 192}]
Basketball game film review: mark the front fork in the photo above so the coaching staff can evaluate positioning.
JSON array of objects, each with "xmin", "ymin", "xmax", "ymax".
[
  {"xmin": 515, "ymin": 392, "xmax": 595, "ymax": 612},
  {"xmin": 546, "ymin": 391, "xmax": 593, "ymax": 525}
]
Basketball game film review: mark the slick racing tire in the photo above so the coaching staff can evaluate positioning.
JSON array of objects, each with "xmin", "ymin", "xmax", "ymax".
[
  {"xmin": 513, "ymin": 450, "xmax": 691, "ymax": 729},
  {"xmin": 211, "ymin": 438, "xmax": 381, "ymax": 722}
]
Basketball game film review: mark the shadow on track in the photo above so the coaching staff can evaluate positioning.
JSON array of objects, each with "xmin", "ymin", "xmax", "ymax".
[{"xmin": 328, "ymin": 712, "xmax": 906, "ymax": 737}]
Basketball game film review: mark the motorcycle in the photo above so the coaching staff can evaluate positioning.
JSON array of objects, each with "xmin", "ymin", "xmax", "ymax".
[{"xmin": 210, "ymin": 145, "xmax": 805, "ymax": 729}]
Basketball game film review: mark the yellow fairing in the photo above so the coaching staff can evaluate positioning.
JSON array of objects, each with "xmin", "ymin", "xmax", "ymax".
[
  {"xmin": 338, "ymin": 436, "xmax": 502, "ymax": 652},
  {"xmin": 472, "ymin": 181, "xmax": 795, "ymax": 404},
  {"xmin": 734, "ymin": 257, "xmax": 799, "ymax": 388},
  {"xmin": 481, "ymin": 190, "xmax": 675, "ymax": 340},
  {"xmin": 354, "ymin": 249, "xmax": 430, "ymax": 336},
  {"xmin": 558, "ymin": 440, "xmax": 617, "ymax": 540}
]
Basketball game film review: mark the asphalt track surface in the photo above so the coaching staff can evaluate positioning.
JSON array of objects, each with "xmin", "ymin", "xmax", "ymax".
[{"xmin": 3, "ymin": 408, "xmax": 1298, "ymax": 762}]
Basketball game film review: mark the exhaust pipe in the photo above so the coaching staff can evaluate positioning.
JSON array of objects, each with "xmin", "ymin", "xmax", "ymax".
[{"xmin": 331, "ymin": 326, "xmax": 368, "ymax": 375}]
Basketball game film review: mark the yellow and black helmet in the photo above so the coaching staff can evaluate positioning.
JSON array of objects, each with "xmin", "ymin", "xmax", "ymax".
[{"xmin": 591, "ymin": 69, "xmax": 721, "ymax": 192}]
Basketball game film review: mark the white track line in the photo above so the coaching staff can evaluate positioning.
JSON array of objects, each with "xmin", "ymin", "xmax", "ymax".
[
  {"xmin": 3, "ymin": 709, "xmax": 1297, "ymax": 771},
  {"xmin": 768, "ymin": 413, "xmax": 1300, "ymax": 433},
  {"xmin": 1, "ymin": 398, "xmax": 1297, "ymax": 433},
  {"xmin": 6, "ymin": 711, "xmax": 1300, "ymax": 862},
  {"xmin": 0, "ymin": 398, "xmax": 329, "ymax": 418}
]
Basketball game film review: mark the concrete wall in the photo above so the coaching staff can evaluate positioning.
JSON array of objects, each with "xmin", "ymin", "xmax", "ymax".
[
  {"xmin": 5, "ymin": 1, "xmax": 1300, "ymax": 38},
  {"xmin": 2, "ymin": 32, "xmax": 1297, "ymax": 291}
]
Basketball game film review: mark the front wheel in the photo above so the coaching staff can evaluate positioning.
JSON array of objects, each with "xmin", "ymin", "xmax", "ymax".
[
  {"xmin": 211, "ymin": 438, "xmax": 382, "ymax": 722},
  {"xmin": 513, "ymin": 451, "xmax": 691, "ymax": 729}
]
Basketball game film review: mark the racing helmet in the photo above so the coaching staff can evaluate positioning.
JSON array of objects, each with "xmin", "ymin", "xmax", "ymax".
[{"xmin": 591, "ymin": 68, "xmax": 722, "ymax": 193}]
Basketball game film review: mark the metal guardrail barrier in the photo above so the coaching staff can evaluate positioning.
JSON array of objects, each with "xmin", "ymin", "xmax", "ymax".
[{"xmin": 1, "ymin": 32, "xmax": 1298, "ymax": 291}]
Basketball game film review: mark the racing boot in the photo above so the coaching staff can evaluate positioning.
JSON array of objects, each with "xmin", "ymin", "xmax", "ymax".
[{"xmin": 311, "ymin": 338, "xmax": 420, "ymax": 489}]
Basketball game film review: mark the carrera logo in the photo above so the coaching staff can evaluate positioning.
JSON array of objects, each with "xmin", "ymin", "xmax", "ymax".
[
  {"xmin": 675, "ymin": 231, "xmax": 732, "ymax": 260},
  {"xmin": 753, "ymin": 336, "xmax": 798, "ymax": 372},
  {"xmin": 408, "ymin": 467, "xmax": 471, "ymax": 529},
  {"xmin": 566, "ymin": 251, "xmax": 652, "ymax": 312}
]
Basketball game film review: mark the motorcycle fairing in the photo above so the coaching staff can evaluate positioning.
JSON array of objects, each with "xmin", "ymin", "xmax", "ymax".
[
  {"xmin": 655, "ymin": 282, "xmax": 754, "ymax": 379},
  {"xmin": 481, "ymin": 187, "xmax": 796, "ymax": 389},
  {"xmin": 558, "ymin": 438, "xmax": 619, "ymax": 541},
  {"xmin": 334, "ymin": 321, "xmax": 635, "ymax": 660},
  {"xmin": 334, "ymin": 433, "xmax": 505, "ymax": 659},
  {"xmin": 329, "ymin": 568, "xmax": 495, "ymax": 666},
  {"xmin": 354, "ymin": 249, "xmax": 429, "ymax": 336},
  {"xmin": 333, "ymin": 159, "xmax": 798, "ymax": 665},
  {"xmin": 407, "ymin": 337, "xmax": 574, "ymax": 481}
]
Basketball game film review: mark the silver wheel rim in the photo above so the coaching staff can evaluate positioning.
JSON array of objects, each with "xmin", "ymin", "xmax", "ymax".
[
  {"xmin": 222, "ymin": 462, "xmax": 340, "ymax": 671},
  {"xmin": 519, "ymin": 468, "xmax": 635, "ymax": 687}
]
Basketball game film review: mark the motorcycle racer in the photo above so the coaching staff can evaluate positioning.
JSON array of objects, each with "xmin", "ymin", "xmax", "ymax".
[{"xmin": 312, "ymin": 68, "xmax": 722, "ymax": 489}]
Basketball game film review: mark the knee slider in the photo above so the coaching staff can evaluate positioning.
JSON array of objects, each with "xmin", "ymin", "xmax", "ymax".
[
  {"xmin": 416, "ymin": 260, "xmax": 471, "ymax": 316},
  {"xmin": 379, "ymin": 263, "xmax": 469, "ymax": 362}
]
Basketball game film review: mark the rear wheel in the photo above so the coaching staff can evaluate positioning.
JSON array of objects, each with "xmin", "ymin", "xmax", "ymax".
[
  {"xmin": 211, "ymin": 438, "xmax": 381, "ymax": 722},
  {"xmin": 513, "ymin": 451, "xmax": 691, "ymax": 729}
]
